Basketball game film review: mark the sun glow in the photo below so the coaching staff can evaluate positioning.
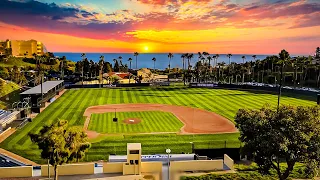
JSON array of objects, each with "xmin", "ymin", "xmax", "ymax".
[{"xmin": 144, "ymin": 46, "xmax": 149, "ymax": 51}]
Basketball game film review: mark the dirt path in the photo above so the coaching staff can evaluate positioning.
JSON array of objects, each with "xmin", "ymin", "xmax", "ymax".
[
  {"xmin": 0, "ymin": 128, "xmax": 16, "ymax": 143},
  {"xmin": 83, "ymin": 104, "xmax": 237, "ymax": 138}
]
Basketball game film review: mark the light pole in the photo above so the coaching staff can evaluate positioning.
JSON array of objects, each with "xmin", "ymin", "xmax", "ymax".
[
  {"xmin": 166, "ymin": 148, "xmax": 171, "ymax": 180},
  {"xmin": 190, "ymin": 142, "xmax": 194, "ymax": 153}
]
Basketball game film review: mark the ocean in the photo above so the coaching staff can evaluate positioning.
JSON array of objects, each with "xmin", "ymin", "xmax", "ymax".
[{"xmin": 54, "ymin": 53, "xmax": 270, "ymax": 70}]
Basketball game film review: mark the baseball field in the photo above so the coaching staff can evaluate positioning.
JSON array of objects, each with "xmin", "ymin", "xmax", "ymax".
[{"xmin": 0, "ymin": 86, "xmax": 316, "ymax": 163}]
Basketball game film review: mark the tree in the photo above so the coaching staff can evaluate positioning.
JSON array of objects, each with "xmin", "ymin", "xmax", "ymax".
[
  {"xmin": 0, "ymin": 67, "xmax": 9, "ymax": 79},
  {"xmin": 277, "ymin": 49, "xmax": 290, "ymax": 110},
  {"xmin": 235, "ymin": 105, "xmax": 320, "ymax": 180},
  {"xmin": 80, "ymin": 53, "xmax": 86, "ymax": 86},
  {"xmin": 241, "ymin": 56, "xmax": 246, "ymax": 83},
  {"xmin": 30, "ymin": 120, "xmax": 91, "ymax": 180},
  {"xmin": 99, "ymin": 56, "xmax": 104, "ymax": 85},
  {"xmin": 168, "ymin": 53, "xmax": 173, "ymax": 73},
  {"xmin": 316, "ymin": 47, "xmax": 320, "ymax": 58},
  {"xmin": 152, "ymin": 57, "xmax": 156, "ymax": 71},
  {"xmin": 128, "ymin": 58, "xmax": 133, "ymax": 70},
  {"xmin": 113, "ymin": 59, "xmax": 120, "ymax": 72},
  {"xmin": 134, "ymin": 52, "xmax": 139, "ymax": 69},
  {"xmin": 227, "ymin": 54, "xmax": 232, "ymax": 84},
  {"xmin": 252, "ymin": 55, "xmax": 257, "ymax": 61}
]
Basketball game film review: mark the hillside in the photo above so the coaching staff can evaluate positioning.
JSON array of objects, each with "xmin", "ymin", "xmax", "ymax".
[
  {"xmin": 0, "ymin": 78, "xmax": 21, "ymax": 109},
  {"xmin": 0, "ymin": 57, "xmax": 36, "ymax": 68}
]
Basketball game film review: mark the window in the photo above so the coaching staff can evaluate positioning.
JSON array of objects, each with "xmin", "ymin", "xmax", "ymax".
[
  {"xmin": 130, "ymin": 150, "xmax": 139, "ymax": 154},
  {"xmin": 130, "ymin": 160, "xmax": 134, "ymax": 165},
  {"xmin": 135, "ymin": 160, "xmax": 139, "ymax": 164}
]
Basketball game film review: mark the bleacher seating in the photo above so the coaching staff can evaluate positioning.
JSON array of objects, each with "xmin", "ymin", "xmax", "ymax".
[
  {"xmin": 0, "ymin": 109, "xmax": 19, "ymax": 131},
  {"xmin": 0, "ymin": 156, "xmax": 21, "ymax": 167}
]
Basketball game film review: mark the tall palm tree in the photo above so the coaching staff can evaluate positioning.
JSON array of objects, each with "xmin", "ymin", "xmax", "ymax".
[
  {"xmin": 241, "ymin": 56, "xmax": 246, "ymax": 83},
  {"xmin": 128, "ymin": 58, "xmax": 133, "ymax": 70},
  {"xmin": 99, "ymin": 55, "xmax": 104, "ymax": 86},
  {"xmin": 168, "ymin": 53, "xmax": 173, "ymax": 73},
  {"xmin": 252, "ymin": 55, "xmax": 257, "ymax": 61},
  {"xmin": 187, "ymin": 53, "xmax": 194, "ymax": 82},
  {"xmin": 241, "ymin": 56, "xmax": 246, "ymax": 64},
  {"xmin": 277, "ymin": 49, "xmax": 290, "ymax": 110},
  {"xmin": 207, "ymin": 56, "xmax": 212, "ymax": 72},
  {"xmin": 118, "ymin": 56, "xmax": 123, "ymax": 65},
  {"xmin": 197, "ymin": 52, "xmax": 202, "ymax": 62},
  {"xmin": 152, "ymin": 57, "xmax": 156, "ymax": 71},
  {"xmin": 181, "ymin": 54, "xmax": 186, "ymax": 85},
  {"xmin": 227, "ymin": 54, "xmax": 232, "ymax": 84},
  {"xmin": 134, "ymin": 52, "xmax": 139, "ymax": 69},
  {"xmin": 181, "ymin": 54, "xmax": 186, "ymax": 70},
  {"xmin": 80, "ymin": 53, "xmax": 86, "ymax": 86},
  {"xmin": 215, "ymin": 54, "xmax": 220, "ymax": 67}
]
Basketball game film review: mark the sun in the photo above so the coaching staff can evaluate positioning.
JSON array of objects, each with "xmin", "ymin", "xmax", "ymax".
[{"xmin": 144, "ymin": 46, "xmax": 149, "ymax": 51}]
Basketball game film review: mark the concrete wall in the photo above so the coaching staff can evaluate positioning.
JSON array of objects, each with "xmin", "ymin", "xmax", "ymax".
[
  {"xmin": 170, "ymin": 160, "xmax": 224, "ymax": 180},
  {"xmin": 103, "ymin": 162, "xmax": 123, "ymax": 173},
  {"xmin": 141, "ymin": 162, "xmax": 162, "ymax": 173},
  {"xmin": 141, "ymin": 162, "xmax": 162, "ymax": 180},
  {"xmin": 170, "ymin": 160, "xmax": 224, "ymax": 172},
  {"xmin": 224, "ymin": 154, "xmax": 234, "ymax": 170},
  {"xmin": 41, "ymin": 163, "xmax": 94, "ymax": 176},
  {"xmin": 0, "ymin": 166, "xmax": 33, "ymax": 178}
]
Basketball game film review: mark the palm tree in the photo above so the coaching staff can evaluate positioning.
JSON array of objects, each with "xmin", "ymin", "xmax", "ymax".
[
  {"xmin": 252, "ymin": 55, "xmax": 257, "ymax": 61},
  {"xmin": 187, "ymin": 53, "xmax": 194, "ymax": 82},
  {"xmin": 197, "ymin": 52, "xmax": 202, "ymax": 62},
  {"xmin": 207, "ymin": 56, "xmax": 212, "ymax": 72},
  {"xmin": 80, "ymin": 53, "xmax": 86, "ymax": 86},
  {"xmin": 316, "ymin": 47, "xmax": 320, "ymax": 58},
  {"xmin": 241, "ymin": 56, "xmax": 246, "ymax": 64},
  {"xmin": 227, "ymin": 54, "xmax": 232, "ymax": 84},
  {"xmin": 277, "ymin": 49, "xmax": 290, "ymax": 110},
  {"xmin": 181, "ymin": 54, "xmax": 186, "ymax": 85},
  {"xmin": 128, "ymin": 58, "xmax": 133, "ymax": 70},
  {"xmin": 118, "ymin": 56, "xmax": 123, "ymax": 65},
  {"xmin": 168, "ymin": 53, "xmax": 173, "ymax": 72},
  {"xmin": 241, "ymin": 56, "xmax": 246, "ymax": 83},
  {"xmin": 134, "ymin": 52, "xmax": 139, "ymax": 69},
  {"xmin": 99, "ymin": 56, "xmax": 104, "ymax": 86},
  {"xmin": 215, "ymin": 54, "xmax": 220, "ymax": 66},
  {"xmin": 152, "ymin": 57, "xmax": 156, "ymax": 71}
]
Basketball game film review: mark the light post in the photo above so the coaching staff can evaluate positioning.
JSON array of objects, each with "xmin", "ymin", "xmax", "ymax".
[
  {"xmin": 190, "ymin": 142, "xmax": 194, "ymax": 153},
  {"xmin": 166, "ymin": 148, "xmax": 171, "ymax": 180}
]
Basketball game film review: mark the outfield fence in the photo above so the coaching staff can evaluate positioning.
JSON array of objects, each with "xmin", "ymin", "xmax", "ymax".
[{"xmin": 83, "ymin": 140, "xmax": 242, "ymax": 162}]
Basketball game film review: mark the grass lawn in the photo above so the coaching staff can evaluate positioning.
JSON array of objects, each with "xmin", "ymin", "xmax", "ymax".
[
  {"xmin": 88, "ymin": 111, "xmax": 183, "ymax": 133},
  {"xmin": 0, "ymin": 86, "xmax": 316, "ymax": 163},
  {"xmin": 0, "ymin": 79, "xmax": 21, "ymax": 109}
]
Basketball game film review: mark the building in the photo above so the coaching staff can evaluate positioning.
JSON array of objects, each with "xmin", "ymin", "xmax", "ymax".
[
  {"xmin": 0, "ymin": 143, "xmax": 235, "ymax": 180},
  {"xmin": 0, "ymin": 40, "xmax": 46, "ymax": 58},
  {"xmin": 20, "ymin": 81, "xmax": 64, "ymax": 113}
]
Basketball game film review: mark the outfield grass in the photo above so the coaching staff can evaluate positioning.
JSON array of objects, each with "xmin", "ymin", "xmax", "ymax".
[
  {"xmin": 0, "ymin": 86, "xmax": 316, "ymax": 163},
  {"xmin": 88, "ymin": 111, "xmax": 183, "ymax": 133}
]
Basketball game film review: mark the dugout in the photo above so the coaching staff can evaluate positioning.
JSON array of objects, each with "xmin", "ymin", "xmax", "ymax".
[{"xmin": 20, "ymin": 80, "xmax": 64, "ymax": 113}]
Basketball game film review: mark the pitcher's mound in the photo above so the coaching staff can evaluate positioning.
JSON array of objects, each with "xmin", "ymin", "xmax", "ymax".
[{"xmin": 123, "ymin": 118, "xmax": 141, "ymax": 124}]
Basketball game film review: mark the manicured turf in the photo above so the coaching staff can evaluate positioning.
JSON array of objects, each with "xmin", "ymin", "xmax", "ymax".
[
  {"xmin": 88, "ymin": 111, "xmax": 183, "ymax": 133},
  {"xmin": 0, "ymin": 86, "xmax": 316, "ymax": 163}
]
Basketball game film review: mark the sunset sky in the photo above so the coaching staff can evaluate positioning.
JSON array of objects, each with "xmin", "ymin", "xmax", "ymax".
[{"xmin": 0, "ymin": 0, "xmax": 319, "ymax": 55}]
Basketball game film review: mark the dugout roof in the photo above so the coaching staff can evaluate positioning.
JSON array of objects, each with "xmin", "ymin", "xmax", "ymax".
[{"xmin": 20, "ymin": 80, "xmax": 64, "ymax": 95}]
